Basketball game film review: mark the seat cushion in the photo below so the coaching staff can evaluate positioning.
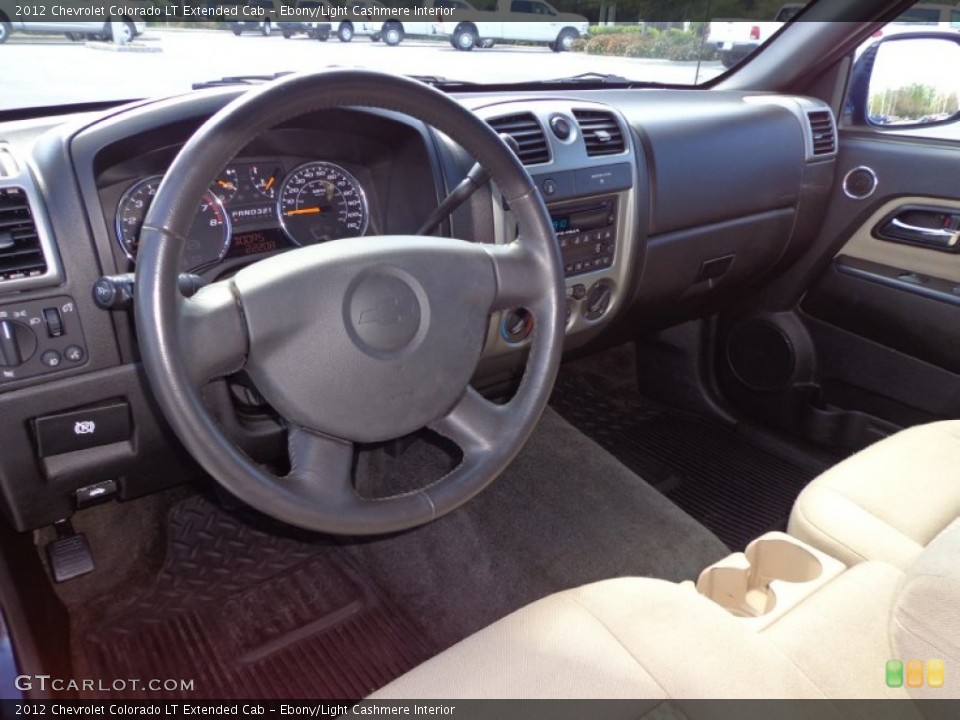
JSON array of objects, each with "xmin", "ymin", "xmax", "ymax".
[
  {"xmin": 788, "ymin": 421, "xmax": 960, "ymax": 569},
  {"xmin": 891, "ymin": 518, "xmax": 960, "ymax": 698},
  {"xmin": 370, "ymin": 577, "xmax": 827, "ymax": 700}
]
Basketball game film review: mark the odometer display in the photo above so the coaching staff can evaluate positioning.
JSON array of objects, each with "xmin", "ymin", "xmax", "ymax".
[{"xmin": 277, "ymin": 162, "xmax": 369, "ymax": 246}]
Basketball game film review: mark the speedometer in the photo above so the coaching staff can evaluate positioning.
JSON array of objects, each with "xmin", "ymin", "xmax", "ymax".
[
  {"xmin": 277, "ymin": 162, "xmax": 369, "ymax": 246},
  {"xmin": 115, "ymin": 176, "xmax": 231, "ymax": 272}
]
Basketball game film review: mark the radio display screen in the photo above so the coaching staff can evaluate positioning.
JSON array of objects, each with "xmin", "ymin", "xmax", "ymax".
[{"xmin": 552, "ymin": 216, "xmax": 571, "ymax": 233}]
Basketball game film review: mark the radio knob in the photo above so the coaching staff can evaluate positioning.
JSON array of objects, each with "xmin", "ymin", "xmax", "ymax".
[{"xmin": 0, "ymin": 320, "xmax": 38, "ymax": 368}]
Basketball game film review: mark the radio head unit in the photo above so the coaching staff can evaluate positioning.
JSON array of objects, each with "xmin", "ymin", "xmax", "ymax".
[{"xmin": 550, "ymin": 197, "xmax": 618, "ymax": 277}]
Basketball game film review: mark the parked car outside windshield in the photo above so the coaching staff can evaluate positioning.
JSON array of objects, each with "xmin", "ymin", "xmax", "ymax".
[{"xmin": 0, "ymin": 0, "xmax": 821, "ymax": 111}]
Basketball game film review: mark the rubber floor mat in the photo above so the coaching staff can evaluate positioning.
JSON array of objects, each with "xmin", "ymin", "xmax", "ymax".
[
  {"xmin": 76, "ymin": 495, "xmax": 434, "ymax": 699},
  {"xmin": 550, "ymin": 371, "xmax": 825, "ymax": 550}
]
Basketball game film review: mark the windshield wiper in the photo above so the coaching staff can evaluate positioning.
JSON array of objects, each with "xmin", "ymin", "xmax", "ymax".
[
  {"xmin": 406, "ymin": 75, "xmax": 479, "ymax": 88},
  {"xmin": 192, "ymin": 72, "xmax": 293, "ymax": 90},
  {"xmin": 537, "ymin": 72, "xmax": 668, "ymax": 87}
]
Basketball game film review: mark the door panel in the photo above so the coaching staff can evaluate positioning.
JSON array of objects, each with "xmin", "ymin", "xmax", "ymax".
[
  {"xmin": 799, "ymin": 135, "xmax": 960, "ymax": 432},
  {"xmin": 839, "ymin": 197, "xmax": 960, "ymax": 283},
  {"xmin": 719, "ymin": 133, "xmax": 960, "ymax": 453}
]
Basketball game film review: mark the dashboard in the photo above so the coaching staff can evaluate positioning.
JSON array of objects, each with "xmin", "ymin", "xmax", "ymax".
[{"xmin": 0, "ymin": 83, "xmax": 838, "ymax": 533}]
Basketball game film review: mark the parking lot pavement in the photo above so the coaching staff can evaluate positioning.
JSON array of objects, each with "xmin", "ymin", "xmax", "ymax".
[{"xmin": 2, "ymin": 28, "xmax": 725, "ymax": 111}]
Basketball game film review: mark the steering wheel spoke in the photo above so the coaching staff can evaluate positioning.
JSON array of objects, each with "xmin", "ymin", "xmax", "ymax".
[
  {"xmin": 429, "ymin": 387, "xmax": 507, "ymax": 456},
  {"xmin": 485, "ymin": 240, "xmax": 550, "ymax": 312},
  {"xmin": 287, "ymin": 426, "xmax": 355, "ymax": 498},
  {"xmin": 286, "ymin": 426, "xmax": 440, "ymax": 533},
  {"xmin": 177, "ymin": 280, "xmax": 248, "ymax": 387}
]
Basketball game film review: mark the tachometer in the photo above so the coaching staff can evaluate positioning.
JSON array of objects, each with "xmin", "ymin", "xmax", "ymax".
[
  {"xmin": 115, "ymin": 175, "xmax": 231, "ymax": 271},
  {"xmin": 277, "ymin": 162, "xmax": 369, "ymax": 246}
]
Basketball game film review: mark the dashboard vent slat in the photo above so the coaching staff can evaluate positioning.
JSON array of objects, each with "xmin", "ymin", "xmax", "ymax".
[
  {"xmin": 573, "ymin": 109, "xmax": 626, "ymax": 157},
  {"xmin": 0, "ymin": 188, "xmax": 48, "ymax": 282},
  {"xmin": 487, "ymin": 113, "xmax": 550, "ymax": 166},
  {"xmin": 807, "ymin": 110, "xmax": 837, "ymax": 156}
]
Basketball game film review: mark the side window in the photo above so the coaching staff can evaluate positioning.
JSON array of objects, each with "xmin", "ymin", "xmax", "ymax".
[
  {"xmin": 510, "ymin": 1, "xmax": 531, "ymax": 13},
  {"xmin": 951, "ymin": 10, "xmax": 960, "ymax": 29},
  {"xmin": 531, "ymin": 2, "xmax": 555, "ymax": 15}
]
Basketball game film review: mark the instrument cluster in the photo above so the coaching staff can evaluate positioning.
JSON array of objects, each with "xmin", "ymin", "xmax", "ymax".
[{"xmin": 114, "ymin": 159, "xmax": 370, "ymax": 273}]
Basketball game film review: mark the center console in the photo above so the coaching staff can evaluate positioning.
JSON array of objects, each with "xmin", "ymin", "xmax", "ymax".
[{"xmin": 473, "ymin": 100, "xmax": 641, "ymax": 356}]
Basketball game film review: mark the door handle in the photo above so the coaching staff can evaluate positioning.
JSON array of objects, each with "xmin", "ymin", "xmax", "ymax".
[
  {"xmin": 874, "ymin": 205, "xmax": 960, "ymax": 253},
  {"xmin": 888, "ymin": 218, "xmax": 960, "ymax": 248}
]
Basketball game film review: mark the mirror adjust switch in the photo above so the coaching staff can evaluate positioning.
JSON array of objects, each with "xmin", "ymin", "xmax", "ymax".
[{"xmin": 34, "ymin": 402, "xmax": 131, "ymax": 457}]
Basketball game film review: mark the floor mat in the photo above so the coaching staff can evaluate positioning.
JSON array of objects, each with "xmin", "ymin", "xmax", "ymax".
[
  {"xmin": 77, "ymin": 496, "xmax": 434, "ymax": 699},
  {"xmin": 550, "ymin": 369, "xmax": 826, "ymax": 551},
  {"xmin": 71, "ymin": 408, "xmax": 728, "ymax": 698}
]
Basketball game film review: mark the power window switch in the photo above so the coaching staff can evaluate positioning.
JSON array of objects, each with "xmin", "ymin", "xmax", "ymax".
[{"xmin": 43, "ymin": 307, "xmax": 63, "ymax": 337}]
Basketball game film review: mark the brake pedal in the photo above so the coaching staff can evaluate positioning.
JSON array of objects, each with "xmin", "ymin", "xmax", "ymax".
[{"xmin": 46, "ymin": 520, "xmax": 94, "ymax": 583}]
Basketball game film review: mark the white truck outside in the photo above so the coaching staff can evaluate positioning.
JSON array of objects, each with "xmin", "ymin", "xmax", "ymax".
[
  {"xmin": 344, "ymin": 0, "xmax": 442, "ymax": 45},
  {"xmin": 0, "ymin": 6, "xmax": 146, "ymax": 44},
  {"xmin": 706, "ymin": 4, "xmax": 802, "ymax": 68},
  {"xmin": 436, "ymin": 0, "xmax": 589, "ymax": 52}
]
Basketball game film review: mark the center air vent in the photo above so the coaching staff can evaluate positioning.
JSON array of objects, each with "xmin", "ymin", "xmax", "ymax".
[
  {"xmin": 487, "ymin": 113, "xmax": 550, "ymax": 166},
  {"xmin": 807, "ymin": 110, "xmax": 837, "ymax": 157},
  {"xmin": 0, "ymin": 188, "xmax": 48, "ymax": 283},
  {"xmin": 573, "ymin": 109, "xmax": 626, "ymax": 157}
]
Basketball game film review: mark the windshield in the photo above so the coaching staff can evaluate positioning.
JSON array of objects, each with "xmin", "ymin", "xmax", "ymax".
[{"xmin": 1, "ymin": 0, "xmax": 821, "ymax": 111}]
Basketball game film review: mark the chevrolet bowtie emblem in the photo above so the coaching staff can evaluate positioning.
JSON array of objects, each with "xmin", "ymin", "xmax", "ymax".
[{"xmin": 358, "ymin": 297, "xmax": 415, "ymax": 327}]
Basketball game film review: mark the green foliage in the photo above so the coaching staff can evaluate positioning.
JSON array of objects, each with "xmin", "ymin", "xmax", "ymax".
[
  {"xmin": 869, "ymin": 83, "xmax": 960, "ymax": 122},
  {"xmin": 588, "ymin": 25, "xmax": 641, "ymax": 36},
  {"xmin": 580, "ymin": 27, "xmax": 717, "ymax": 61},
  {"xmin": 551, "ymin": 0, "xmax": 801, "ymax": 24}
]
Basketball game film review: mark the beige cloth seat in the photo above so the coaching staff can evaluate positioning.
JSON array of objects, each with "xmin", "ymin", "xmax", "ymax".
[
  {"xmin": 788, "ymin": 420, "xmax": 960, "ymax": 569},
  {"xmin": 373, "ymin": 421, "xmax": 960, "ymax": 702},
  {"xmin": 372, "ymin": 563, "xmax": 914, "ymax": 701}
]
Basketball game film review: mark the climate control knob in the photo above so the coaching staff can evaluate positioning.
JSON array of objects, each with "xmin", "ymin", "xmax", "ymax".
[
  {"xmin": 0, "ymin": 320, "xmax": 38, "ymax": 367},
  {"xmin": 584, "ymin": 280, "xmax": 613, "ymax": 321}
]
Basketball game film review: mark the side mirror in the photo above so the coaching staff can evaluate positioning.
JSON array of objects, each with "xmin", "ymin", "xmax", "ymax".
[{"xmin": 848, "ymin": 33, "xmax": 960, "ymax": 130}]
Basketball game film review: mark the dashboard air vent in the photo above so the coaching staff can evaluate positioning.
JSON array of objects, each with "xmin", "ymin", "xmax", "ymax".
[
  {"xmin": 807, "ymin": 110, "xmax": 837, "ymax": 156},
  {"xmin": 573, "ymin": 109, "xmax": 626, "ymax": 157},
  {"xmin": 487, "ymin": 113, "xmax": 550, "ymax": 166},
  {"xmin": 0, "ymin": 188, "xmax": 48, "ymax": 283}
]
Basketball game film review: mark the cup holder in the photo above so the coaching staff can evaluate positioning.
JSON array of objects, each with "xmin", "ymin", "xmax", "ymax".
[{"xmin": 696, "ymin": 532, "xmax": 845, "ymax": 626}]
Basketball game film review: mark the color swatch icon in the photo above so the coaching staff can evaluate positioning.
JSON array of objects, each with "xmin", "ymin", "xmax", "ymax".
[
  {"xmin": 886, "ymin": 659, "xmax": 945, "ymax": 689},
  {"xmin": 928, "ymin": 660, "xmax": 945, "ymax": 689},
  {"xmin": 886, "ymin": 659, "xmax": 903, "ymax": 688}
]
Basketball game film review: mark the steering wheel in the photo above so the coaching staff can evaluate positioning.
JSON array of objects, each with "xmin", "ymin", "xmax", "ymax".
[{"xmin": 135, "ymin": 70, "xmax": 564, "ymax": 535}]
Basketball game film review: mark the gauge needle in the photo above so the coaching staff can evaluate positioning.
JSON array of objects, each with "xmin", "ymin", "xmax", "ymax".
[
  {"xmin": 264, "ymin": 176, "xmax": 276, "ymax": 191},
  {"xmin": 286, "ymin": 207, "xmax": 322, "ymax": 216},
  {"xmin": 217, "ymin": 180, "xmax": 236, "ymax": 189}
]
